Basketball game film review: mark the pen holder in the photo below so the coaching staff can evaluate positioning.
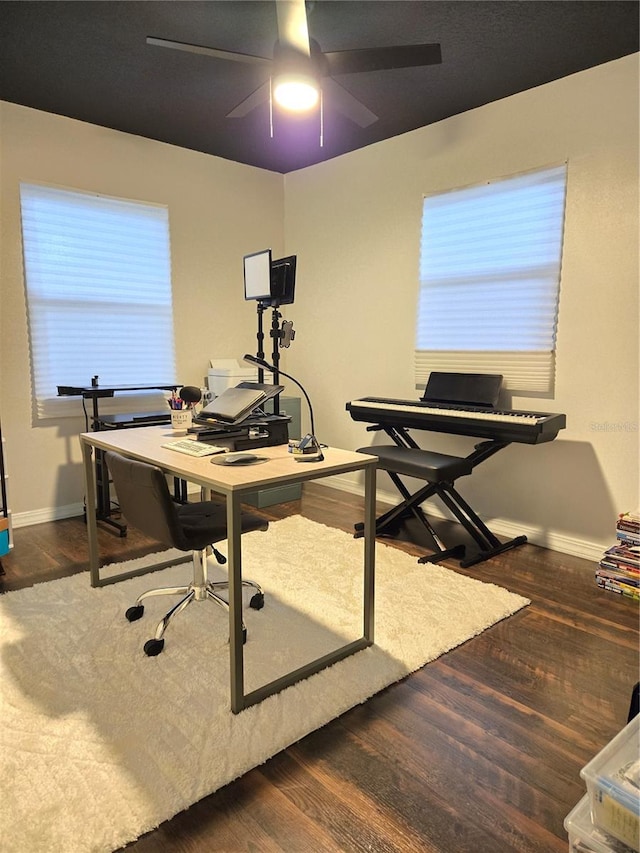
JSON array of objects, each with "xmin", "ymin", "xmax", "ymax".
[{"xmin": 170, "ymin": 409, "xmax": 192, "ymax": 433}]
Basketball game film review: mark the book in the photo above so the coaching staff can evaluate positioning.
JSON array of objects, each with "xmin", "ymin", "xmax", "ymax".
[
  {"xmin": 596, "ymin": 511, "xmax": 640, "ymax": 600},
  {"xmin": 600, "ymin": 565, "xmax": 640, "ymax": 579},
  {"xmin": 616, "ymin": 510, "xmax": 640, "ymax": 537},
  {"xmin": 596, "ymin": 567, "xmax": 639, "ymax": 588},
  {"xmin": 616, "ymin": 530, "xmax": 640, "ymax": 546},
  {"xmin": 601, "ymin": 544, "xmax": 640, "ymax": 570},
  {"xmin": 596, "ymin": 578, "xmax": 639, "ymax": 601}
]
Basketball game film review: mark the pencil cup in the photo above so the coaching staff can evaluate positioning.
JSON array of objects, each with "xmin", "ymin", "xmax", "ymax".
[{"xmin": 170, "ymin": 409, "xmax": 192, "ymax": 433}]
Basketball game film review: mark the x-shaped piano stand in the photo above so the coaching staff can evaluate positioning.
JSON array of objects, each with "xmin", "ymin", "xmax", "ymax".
[{"xmin": 355, "ymin": 426, "xmax": 527, "ymax": 567}]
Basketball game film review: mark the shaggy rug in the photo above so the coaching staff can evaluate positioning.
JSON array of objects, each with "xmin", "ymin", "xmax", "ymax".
[{"xmin": 0, "ymin": 515, "xmax": 529, "ymax": 853}]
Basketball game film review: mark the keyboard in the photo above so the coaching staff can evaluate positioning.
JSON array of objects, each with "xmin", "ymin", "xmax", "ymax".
[
  {"xmin": 162, "ymin": 439, "xmax": 226, "ymax": 457},
  {"xmin": 346, "ymin": 397, "xmax": 566, "ymax": 445}
]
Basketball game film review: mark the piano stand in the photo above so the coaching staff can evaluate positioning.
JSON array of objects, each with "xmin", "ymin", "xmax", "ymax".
[{"xmin": 356, "ymin": 439, "xmax": 528, "ymax": 568}]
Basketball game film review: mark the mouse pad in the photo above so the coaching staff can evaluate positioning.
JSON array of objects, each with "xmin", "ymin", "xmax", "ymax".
[{"xmin": 210, "ymin": 455, "xmax": 269, "ymax": 466}]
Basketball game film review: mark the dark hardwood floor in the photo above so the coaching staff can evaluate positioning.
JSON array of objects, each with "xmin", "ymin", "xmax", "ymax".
[{"xmin": 2, "ymin": 485, "xmax": 638, "ymax": 852}]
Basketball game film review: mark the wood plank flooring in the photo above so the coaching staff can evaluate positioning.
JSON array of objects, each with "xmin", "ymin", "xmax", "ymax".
[{"xmin": 1, "ymin": 485, "xmax": 638, "ymax": 852}]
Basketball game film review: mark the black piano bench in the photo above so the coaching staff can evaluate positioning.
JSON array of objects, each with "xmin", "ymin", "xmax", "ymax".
[
  {"xmin": 355, "ymin": 444, "xmax": 527, "ymax": 568},
  {"xmin": 362, "ymin": 445, "xmax": 473, "ymax": 482},
  {"xmin": 354, "ymin": 445, "xmax": 473, "ymax": 564}
]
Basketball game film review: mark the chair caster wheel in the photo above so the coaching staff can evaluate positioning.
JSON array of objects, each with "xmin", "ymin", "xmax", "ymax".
[
  {"xmin": 144, "ymin": 638, "xmax": 165, "ymax": 656},
  {"xmin": 249, "ymin": 592, "xmax": 264, "ymax": 610},
  {"xmin": 126, "ymin": 604, "xmax": 144, "ymax": 622}
]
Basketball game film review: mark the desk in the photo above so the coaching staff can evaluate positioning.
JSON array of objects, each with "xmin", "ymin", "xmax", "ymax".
[{"xmin": 79, "ymin": 427, "xmax": 377, "ymax": 713}]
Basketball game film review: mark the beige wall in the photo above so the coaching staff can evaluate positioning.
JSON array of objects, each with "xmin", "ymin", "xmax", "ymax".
[
  {"xmin": 1, "ymin": 54, "xmax": 638, "ymax": 558},
  {"xmin": 283, "ymin": 54, "xmax": 639, "ymax": 557},
  {"xmin": 0, "ymin": 106, "xmax": 284, "ymax": 518}
]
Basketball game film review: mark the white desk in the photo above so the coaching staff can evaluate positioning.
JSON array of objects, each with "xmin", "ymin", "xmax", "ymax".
[{"xmin": 80, "ymin": 427, "xmax": 377, "ymax": 713}]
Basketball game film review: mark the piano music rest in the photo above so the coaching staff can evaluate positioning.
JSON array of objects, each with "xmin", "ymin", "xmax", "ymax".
[{"xmin": 356, "ymin": 443, "xmax": 527, "ymax": 568}]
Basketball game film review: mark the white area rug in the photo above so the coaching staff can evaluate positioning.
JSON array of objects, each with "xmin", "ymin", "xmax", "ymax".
[{"xmin": 0, "ymin": 516, "xmax": 529, "ymax": 853}]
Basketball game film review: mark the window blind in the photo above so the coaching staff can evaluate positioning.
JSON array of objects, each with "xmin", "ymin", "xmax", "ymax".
[
  {"xmin": 20, "ymin": 183, "xmax": 177, "ymax": 419},
  {"xmin": 415, "ymin": 164, "xmax": 567, "ymax": 394}
]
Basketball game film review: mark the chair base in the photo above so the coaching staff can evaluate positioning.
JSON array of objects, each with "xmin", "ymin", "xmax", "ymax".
[{"xmin": 125, "ymin": 548, "xmax": 264, "ymax": 655}]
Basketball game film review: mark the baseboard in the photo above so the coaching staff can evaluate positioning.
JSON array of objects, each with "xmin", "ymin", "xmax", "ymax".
[
  {"xmin": 11, "ymin": 480, "xmax": 604, "ymax": 564},
  {"xmin": 12, "ymin": 502, "xmax": 86, "ymax": 528},
  {"xmin": 13, "ymin": 481, "xmax": 202, "ymax": 528},
  {"xmin": 326, "ymin": 473, "xmax": 604, "ymax": 563}
]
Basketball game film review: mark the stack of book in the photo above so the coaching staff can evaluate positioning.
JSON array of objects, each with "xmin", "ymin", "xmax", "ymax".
[{"xmin": 596, "ymin": 511, "xmax": 640, "ymax": 601}]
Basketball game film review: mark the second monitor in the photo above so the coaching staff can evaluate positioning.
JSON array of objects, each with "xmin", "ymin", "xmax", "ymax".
[{"xmin": 243, "ymin": 249, "xmax": 296, "ymax": 307}]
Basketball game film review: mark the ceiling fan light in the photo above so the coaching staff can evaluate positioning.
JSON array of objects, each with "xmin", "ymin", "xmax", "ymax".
[{"xmin": 273, "ymin": 74, "xmax": 319, "ymax": 112}]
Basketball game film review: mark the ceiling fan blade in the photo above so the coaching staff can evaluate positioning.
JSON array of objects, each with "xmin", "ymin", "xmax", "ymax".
[
  {"xmin": 322, "ymin": 78, "xmax": 378, "ymax": 128},
  {"xmin": 275, "ymin": 0, "xmax": 311, "ymax": 56},
  {"xmin": 323, "ymin": 43, "xmax": 442, "ymax": 76},
  {"xmin": 146, "ymin": 36, "xmax": 270, "ymax": 66},
  {"xmin": 226, "ymin": 81, "xmax": 271, "ymax": 118}
]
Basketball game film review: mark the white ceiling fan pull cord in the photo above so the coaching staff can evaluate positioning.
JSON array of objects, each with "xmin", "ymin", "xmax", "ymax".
[{"xmin": 269, "ymin": 77, "xmax": 274, "ymax": 138}]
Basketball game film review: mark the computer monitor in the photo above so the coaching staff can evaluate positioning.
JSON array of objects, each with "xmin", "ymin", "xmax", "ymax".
[
  {"xmin": 243, "ymin": 249, "xmax": 272, "ymax": 301},
  {"xmin": 270, "ymin": 255, "xmax": 296, "ymax": 306}
]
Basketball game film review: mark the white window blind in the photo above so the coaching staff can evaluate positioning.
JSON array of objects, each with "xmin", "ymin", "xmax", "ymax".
[
  {"xmin": 415, "ymin": 164, "xmax": 567, "ymax": 394},
  {"xmin": 20, "ymin": 183, "xmax": 177, "ymax": 419}
]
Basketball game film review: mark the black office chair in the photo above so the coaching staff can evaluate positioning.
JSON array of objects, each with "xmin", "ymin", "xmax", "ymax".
[{"xmin": 105, "ymin": 451, "xmax": 269, "ymax": 656}]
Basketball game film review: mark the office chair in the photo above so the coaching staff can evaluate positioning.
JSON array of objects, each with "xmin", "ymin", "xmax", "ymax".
[{"xmin": 104, "ymin": 451, "xmax": 269, "ymax": 656}]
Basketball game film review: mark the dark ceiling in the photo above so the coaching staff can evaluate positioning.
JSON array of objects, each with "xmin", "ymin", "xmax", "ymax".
[{"xmin": 0, "ymin": 1, "xmax": 638, "ymax": 173}]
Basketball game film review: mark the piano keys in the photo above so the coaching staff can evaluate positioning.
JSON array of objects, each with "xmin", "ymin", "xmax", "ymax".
[{"xmin": 346, "ymin": 397, "xmax": 566, "ymax": 445}]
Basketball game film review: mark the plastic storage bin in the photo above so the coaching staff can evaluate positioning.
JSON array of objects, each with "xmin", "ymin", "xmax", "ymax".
[
  {"xmin": 580, "ymin": 717, "xmax": 640, "ymax": 852},
  {"xmin": 565, "ymin": 794, "xmax": 635, "ymax": 853}
]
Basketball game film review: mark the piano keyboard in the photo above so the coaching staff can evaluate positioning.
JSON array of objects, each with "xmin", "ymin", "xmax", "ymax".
[
  {"xmin": 351, "ymin": 399, "xmax": 546, "ymax": 426},
  {"xmin": 346, "ymin": 397, "xmax": 566, "ymax": 445}
]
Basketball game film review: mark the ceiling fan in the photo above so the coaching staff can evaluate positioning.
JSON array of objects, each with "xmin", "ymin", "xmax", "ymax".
[{"xmin": 147, "ymin": 0, "xmax": 442, "ymax": 128}]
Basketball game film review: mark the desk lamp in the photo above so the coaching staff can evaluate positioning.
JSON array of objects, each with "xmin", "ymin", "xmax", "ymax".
[{"xmin": 243, "ymin": 354, "xmax": 323, "ymax": 461}]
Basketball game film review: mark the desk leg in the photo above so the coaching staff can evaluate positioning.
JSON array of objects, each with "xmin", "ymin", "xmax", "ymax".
[
  {"xmin": 227, "ymin": 493, "xmax": 245, "ymax": 714},
  {"xmin": 363, "ymin": 462, "xmax": 376, "ymax": 644},
  {"xmin": 227, "ymin": 459, "xmax": 375, "ymax": 714},
  {"xmin": 81, "ymin": 440, "xmax": 100, "ymax": 587}
]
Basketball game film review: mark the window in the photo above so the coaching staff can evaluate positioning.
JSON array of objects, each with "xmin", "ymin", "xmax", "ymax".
[
  {"xmin": 20, "ymin": 183, "xmax": 177, "ymax": 419},
  {"xmin": 415, "ymin": 164, "xmax": 567, "ymax": 395}
]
